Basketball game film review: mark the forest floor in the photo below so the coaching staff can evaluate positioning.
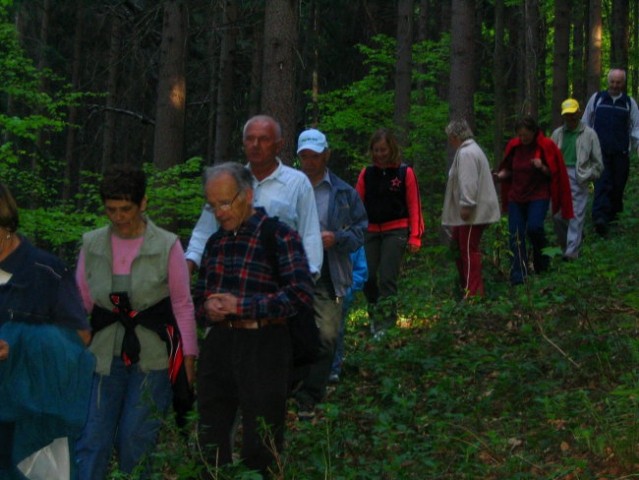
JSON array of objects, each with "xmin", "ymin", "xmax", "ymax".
[{"xmin": 145, "ymin": 181, "xmax": 639, "ymax": 480}]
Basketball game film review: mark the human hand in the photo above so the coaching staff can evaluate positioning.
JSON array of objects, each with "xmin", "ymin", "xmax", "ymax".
[
  {"xmin": 205, "ymin": 292, "xmax": 239, "ymax": 319},
  {"xmin": 183, "ymin": 355, "xmax": 196, "ymax": 387},
  {"xmin": 407, "ymin": 244, "xmax": 420, "ymax": 254},
  {"xmin": 321, "ymin": 231, "xmax": 336, "ymax": 249},
  {"xmin": 0, "ymin": 340, "xmax": 9, "ymax": 361},
  {"xmin": 460, "ymin": 206, "xmax": 473, "ymax": 222},
  {"xmin": 531, "ymin": 158, "xmax": 543, "ymax": 169}
]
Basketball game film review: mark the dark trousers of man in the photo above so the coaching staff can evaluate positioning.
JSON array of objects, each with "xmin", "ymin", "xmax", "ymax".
[
  {"xmin": 197, "ymin": 324, "xmax": 291, "ymax": 478},
  {"xmin": 452, "ymin": 224, "xmax": 487, "ymax": 297},
  {"xmin": 592, "ymin": 151, "xmax": 630, "ymax": 226}
]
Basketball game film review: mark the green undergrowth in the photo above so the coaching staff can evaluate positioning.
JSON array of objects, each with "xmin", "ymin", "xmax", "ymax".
[{"xmin": 111, "ymin": 184, "xmax": 639, "ymax": 479}]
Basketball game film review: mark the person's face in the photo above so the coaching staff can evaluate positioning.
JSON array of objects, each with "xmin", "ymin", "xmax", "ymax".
[
  {"xmin": 608, "ymin": 71, "xmax": 625, "ymax": 96},
  {"xmin": 104, "ymin": 198, "xmax": 147, "ymax": 238},
  {"xmin": 517, "ymin": 127, "xmax": 535, "ymax": 145},
  {"xmin": 205, "ymin": 174, "xmax": 252, "ymax": 232},
  {"xmin": 299, "ymin": 149, "xmax": 329, "ymax": 182},
  {"xmin": 372, "ymin": 139, "xmax": 391, "ymax": 164},
  {"xmin": 243, "ymin": 120, "xmax": 283, "ymax": 169},
  {"xmin": 563, "ymin": 111, "xmax": 581, "ymax": 130}
]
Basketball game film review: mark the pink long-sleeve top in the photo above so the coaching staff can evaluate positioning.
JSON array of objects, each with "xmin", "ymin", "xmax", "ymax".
[{"xmin": 76, "ymin": 235, "xmax": 198, "ymax": 357}]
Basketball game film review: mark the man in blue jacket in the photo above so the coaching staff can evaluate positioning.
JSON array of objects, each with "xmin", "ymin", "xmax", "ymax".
[
  {"xmin": 294, "ymin": 128, "xmax": 368, "ymax": 420},
  {"xmin": 583, "ymin": 68, "xmax": 639, "ymax": 236}
]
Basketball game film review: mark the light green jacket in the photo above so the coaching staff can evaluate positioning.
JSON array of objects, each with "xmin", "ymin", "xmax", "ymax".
[{"xmin": 83, "ymin": 218, "xmax": 177, "ymax": 374}]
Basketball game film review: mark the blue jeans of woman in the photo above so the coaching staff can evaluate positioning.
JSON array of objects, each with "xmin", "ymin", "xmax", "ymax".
[
  {"xmin": 75, "ymin": 357, "xmax": 172, "ymax": 480},
  {"xmin": 508, "ymin": 199, "xmax": 550, "ymax": 285}
]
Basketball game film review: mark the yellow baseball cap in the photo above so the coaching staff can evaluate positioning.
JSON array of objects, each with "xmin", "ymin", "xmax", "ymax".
[{"xmin": 561, "ymin": 98, "xmax": 580, "ymax": 115}]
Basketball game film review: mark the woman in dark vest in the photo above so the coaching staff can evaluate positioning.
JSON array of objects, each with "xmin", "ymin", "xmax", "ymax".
[
  {"xmin": 355, "ymin": 128, "xmax": 424, "ymax": 336},
  {"xmin": 74, "ymin": 165, "xmax": 198, "ymax": 479},
  {"xmin": 0, "ymin": 182, "xmax": 93, "ymax": 480}
]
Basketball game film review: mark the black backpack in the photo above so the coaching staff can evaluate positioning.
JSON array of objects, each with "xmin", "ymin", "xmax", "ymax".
[{"xmin": 259, "ymin": 217, "xmax": 320, "ymax": 367}]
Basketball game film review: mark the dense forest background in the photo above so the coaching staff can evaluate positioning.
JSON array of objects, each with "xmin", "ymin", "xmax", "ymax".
[{"xmin": 1, "ymin": 0, "xmax": 638, "ymax": 252}]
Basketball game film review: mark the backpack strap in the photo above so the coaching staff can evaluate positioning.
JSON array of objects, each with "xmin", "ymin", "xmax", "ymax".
[{"xmin": 259, "ymin": 216, "xmax": 280, "ymax": 282}]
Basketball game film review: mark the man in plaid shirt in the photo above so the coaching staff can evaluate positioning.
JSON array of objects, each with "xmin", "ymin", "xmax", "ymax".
[{"xmin": 194, "ymin": 162, "xmax": 314, "ymax": 478}]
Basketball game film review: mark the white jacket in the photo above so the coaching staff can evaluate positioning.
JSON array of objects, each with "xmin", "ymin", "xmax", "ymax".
[{"xmin": 442, "ymin": 139, "xmax": 501, "ymax": 226}]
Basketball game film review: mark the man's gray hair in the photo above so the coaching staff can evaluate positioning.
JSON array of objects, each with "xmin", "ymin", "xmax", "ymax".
[
  {"xmin": 608, "ymin": 68, "xmax": 627, "ymax": 83},
  {"xmin": 445, "ymin": 119, "xmax": 474, "ymax": 141},
  {"xmin": 204, "ymin": 162, "xmax": 253, "ymax": 194},
  {"xmin": 242, "ymin": 115, "xmax": 282, "ymax": 141}
]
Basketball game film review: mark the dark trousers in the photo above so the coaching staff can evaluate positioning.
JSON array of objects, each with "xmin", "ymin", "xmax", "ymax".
[
  {"xmin": 197, "ymin": 324, "xmax": 291, "ymax": 478},
  {"xmin": 363, "ymin": 228, "xmax": 408, "ymax": 330},
  {"xmin": 592, "ymin": 151, "xmax": 630, "ymax": 224},
  {"xmin": 295, "ymin": 278, "xmax": 342, "ymax": 405}
]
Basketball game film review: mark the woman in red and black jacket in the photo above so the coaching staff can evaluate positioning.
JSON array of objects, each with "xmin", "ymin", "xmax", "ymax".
[
  {"xmin": 356, "ymin": 128, "xmax": 424, "ymax": 336},
  {"xmin": 495, "ymin": 115, "xmax": 573, "ymax": 285}
]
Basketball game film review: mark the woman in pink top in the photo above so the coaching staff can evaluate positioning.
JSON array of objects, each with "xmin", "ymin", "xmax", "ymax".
[{"xmin": 74, "ymin": 165, "xmax": 197, "ymax": 480}]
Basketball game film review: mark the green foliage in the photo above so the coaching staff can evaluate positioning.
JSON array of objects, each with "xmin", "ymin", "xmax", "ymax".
[{"xmin": 314, "ymin": 34, "xmax": 450, "ymax": 181}]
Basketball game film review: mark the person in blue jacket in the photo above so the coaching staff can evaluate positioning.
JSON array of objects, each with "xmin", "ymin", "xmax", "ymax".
[{"xmin": 0, "ymin": 182, "xmax": 94, "ymax": 480}]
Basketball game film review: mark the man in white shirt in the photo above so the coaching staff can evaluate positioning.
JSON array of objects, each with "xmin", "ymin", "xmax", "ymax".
[{"xmin": 185, "ymin": 115, "xmax": 323, "ymax": 277}]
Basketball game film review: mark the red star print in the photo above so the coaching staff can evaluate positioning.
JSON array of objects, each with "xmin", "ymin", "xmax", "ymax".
[{"xmin": 390, "ymin": 177, "xmax": 402, "ymax": 188}]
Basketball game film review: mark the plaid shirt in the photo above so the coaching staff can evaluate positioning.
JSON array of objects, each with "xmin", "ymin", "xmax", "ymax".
[{"xmin": 194, "ymin": 208, "xmax": 314, "ymax": 324}]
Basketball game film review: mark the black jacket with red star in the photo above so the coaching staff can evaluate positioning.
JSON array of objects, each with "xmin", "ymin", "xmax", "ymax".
[{"xmin": 356, "ymin": 162, "xmax": 424, "ymax": 248}]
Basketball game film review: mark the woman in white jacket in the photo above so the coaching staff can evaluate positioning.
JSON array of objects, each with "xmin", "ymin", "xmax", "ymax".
[{"xmin": 442, "ymin": 120, "xmax": 501, "ymax": 297}]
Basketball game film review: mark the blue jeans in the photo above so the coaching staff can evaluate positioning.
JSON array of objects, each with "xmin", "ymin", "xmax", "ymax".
[
  {"xmin": 508, "ymin": 199, "xmax": 550, "ymax": 285},
  {"xmin": 75, "ymin": 357, "xmax": 172, "ymax": 480}
]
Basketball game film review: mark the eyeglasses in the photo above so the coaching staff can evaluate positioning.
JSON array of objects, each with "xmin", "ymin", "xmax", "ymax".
[{"xmin": 209, "ymin": 191, "xmax": 240, "ymax": 213}]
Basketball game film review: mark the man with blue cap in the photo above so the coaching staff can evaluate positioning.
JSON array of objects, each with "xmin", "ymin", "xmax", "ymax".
[{"xmin": 293, "ymin": 128, "xmax": 368, "ymax": 420}]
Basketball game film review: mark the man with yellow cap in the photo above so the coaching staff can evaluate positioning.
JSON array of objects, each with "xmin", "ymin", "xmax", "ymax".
[{"xmin": 551, "ymin": 98, "xmax": 603, "ymax": 260}]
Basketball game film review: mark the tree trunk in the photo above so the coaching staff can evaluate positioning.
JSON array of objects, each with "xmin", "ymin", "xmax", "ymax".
[
  {"xmin": 449, "ymin": 0, "xmax": 475, "ymax": 128},
  {"xmin": 633, "ymin": 0, "xmax": 639, "ymax": 98},
  {"xmin": 214, "ymin": 0, "xmax": 238, "ymax": 165},
  {"xmin": 611, "ymin": 0, "xmax": 629, "ymax": 70},
  {"xmin": 551, "ymin": 0, "xmax": 570, "ymax": 129},
  {"xmin": 415, "ymin": 0, "xmax": 430, "ymax": 106},
  {"xmin": 102, "ymin": 13, "xmax": 121, "ymax": 172},
  {"xmin": 523, "ymin": 0, "xmax": 539, "ymax": 117},
  {"xmin": 63, "ymin": 1, "xmax": 84, "ymax": 201},
  {"xmin": 572, "ymin": 2, "xmax": 587, "ymax": 104},
  {"xmin": 493, "ymin": 0, "xmax": 506, "ymax": 163},
  {"xmin": 393, "ymin": 0, "xmax": 414, "ymax": 147},
  {"xmin": 153, "ymin": 0, "xmax": 187, "ymax": 170},
  {"xmin": 261, "ymin": 0, "xmax": 299, "ymax": 163},
  {"xmin": 205, "ymin": 2, "xmax": 220, "ymax": 166},
  {"xmin": 35, "ymin": 0, "xmax": 52, "ymax": 174},
  {"xmin": 587, "ymin": 0, "xmax": 602, "ymax": 96},
  {"xmin": 248, "ymin": 25, "xmax": 263, "ymax": 118}
]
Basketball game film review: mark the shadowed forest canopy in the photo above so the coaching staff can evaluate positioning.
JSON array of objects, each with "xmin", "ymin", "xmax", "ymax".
[{"xmin": 0, "ymin": 0, "xmax": 638, "ymax": 249}]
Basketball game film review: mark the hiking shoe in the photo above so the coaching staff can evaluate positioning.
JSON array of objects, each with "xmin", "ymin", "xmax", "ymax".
[
  {"xmin": 328, "ymin": 373, "xmax": 340, "ymax": 383},
  {"xmin": 297, "ymin": 401, "xmax": 316, "ymax": 421}
]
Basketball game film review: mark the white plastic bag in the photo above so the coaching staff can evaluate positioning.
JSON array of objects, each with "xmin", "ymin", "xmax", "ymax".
[{"xmin": 17, "ymin": 437, "xmax": 70, "ymax": 480}]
